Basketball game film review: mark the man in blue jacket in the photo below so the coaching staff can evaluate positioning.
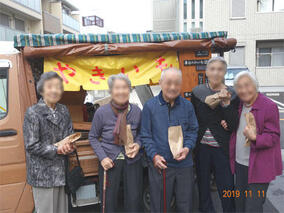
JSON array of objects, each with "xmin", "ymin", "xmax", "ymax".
[{"xmin": 141, "ymin": 67, "xmax": 198, "ymax": 212}]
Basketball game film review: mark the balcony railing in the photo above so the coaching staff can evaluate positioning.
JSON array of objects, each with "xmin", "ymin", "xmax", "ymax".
[
  {"xmin": 12, "ymin": 0, "xmax": 41, "ymax": 13},
  {"xmin": 62, "ymin": 13, "xmax": 80, "ymax": 32},
  {"xmin": 0, "ymin": 25, "xmax": 24, "ymax": 41}
]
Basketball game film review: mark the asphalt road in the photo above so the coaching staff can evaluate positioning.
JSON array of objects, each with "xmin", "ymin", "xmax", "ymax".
[{"xmin": 266, "ymin": 110, "xmax": 284, "ymax": 213}]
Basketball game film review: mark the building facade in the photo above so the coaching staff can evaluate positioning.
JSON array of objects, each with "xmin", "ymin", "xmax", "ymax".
[
  {"xmin": 153, "ymin": 0, "xmax": 180, "ymax": 32},
  {"xmin": 153, "ymin": 0, "xmax": 284, "ymax": 86},
  {"xmin": 0, "ymin": 0, "xmax": 80, "ymax": 41}
]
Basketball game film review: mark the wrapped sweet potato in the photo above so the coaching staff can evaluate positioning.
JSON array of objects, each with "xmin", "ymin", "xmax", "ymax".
[
  {"xmin": 54, "ymin": 132, "xmax": 81, "ymax": 147},
  {"xmin": 244, "ymin": 112, "xmax": 256, "ymax": 147}
]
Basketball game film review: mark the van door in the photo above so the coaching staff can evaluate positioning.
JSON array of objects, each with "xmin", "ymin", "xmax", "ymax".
[{"xmin": 0, "ymin": 55, "xmax": 34, "ymax": 213}]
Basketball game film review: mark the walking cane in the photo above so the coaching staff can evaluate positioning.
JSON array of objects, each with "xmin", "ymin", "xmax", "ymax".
[
  {"xmin": 102, "ymin": 170, "xmax": 107, "ymax": 213},
  {"xmin": 161, "ymin": 169, "xmax": 166, "ymax": 213}
]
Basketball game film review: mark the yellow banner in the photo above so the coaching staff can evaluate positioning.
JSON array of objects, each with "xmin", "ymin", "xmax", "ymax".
[{"xmin": 44, "ymin": 51, "xmax": 179, "ymax": 91}]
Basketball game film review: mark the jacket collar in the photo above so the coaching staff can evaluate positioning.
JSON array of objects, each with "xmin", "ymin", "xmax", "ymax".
[
  {"xmin": 251, "ymin": 93, "xmax": 263, "ymax": 110},
  {"xmin": 158, "ymin": 91, "xmax": 180, "ymax": 106},
  {"xmin": 37, "ymin": 98, "xmax": 63, "ymax": 126},
  {"xmin": 238, "ymin": 92, "xmax": 262, "ymax": 113}
]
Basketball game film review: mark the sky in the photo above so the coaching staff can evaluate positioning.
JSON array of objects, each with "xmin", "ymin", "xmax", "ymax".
[{"xmin": 68, "ymin": 0, "xmax": 153, "ymax": 34}]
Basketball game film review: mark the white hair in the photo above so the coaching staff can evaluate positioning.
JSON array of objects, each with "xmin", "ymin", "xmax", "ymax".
[
  {"xmin": 233, "ymin": 71, "xmax": 259, "ymax": 91},
  {"xmin": 207, "ymin": 56, "xmax": 227, "ymax": 71},
  {"xmin": 160, "ymin": 67, "xmax": 182, "ymax": 81},
  {"xmin": 107, "ymin": 73, "xmax": 132, "ymax": 93}
]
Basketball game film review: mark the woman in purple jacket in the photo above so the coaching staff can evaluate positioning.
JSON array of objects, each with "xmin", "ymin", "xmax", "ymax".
[
  {"xmin": 88, "ymin": 74, "xmax": 143, "ymax": 212},
  {"xmin": 229, "ymin": 71, "xmax": 282, "ymax": 212}
]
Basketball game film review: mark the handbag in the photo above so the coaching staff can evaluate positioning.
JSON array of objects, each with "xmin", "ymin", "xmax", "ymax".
[{"xmin": 65, "ymin": 149, "xmax": 85, "ymax": 194}]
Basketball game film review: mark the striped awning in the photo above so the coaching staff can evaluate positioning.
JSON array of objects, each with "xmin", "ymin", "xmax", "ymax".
[{"xmin": 14, "ymin": 31, "xmax": 228, "ymax": 48}]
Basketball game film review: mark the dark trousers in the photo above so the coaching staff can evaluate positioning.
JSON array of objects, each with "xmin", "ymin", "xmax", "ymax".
[
  {"xmin": 196, "ymin": 144, "xmax": 235, "ymax": 213},
  {"xmin": 148, "ymin": 161, "xmax": 194, "ymax": 213},
  {"xmin": 235, "ymin": 162, "xmax": 269, "ymax": 213},
  {"xmin": 98, "ymin": 158, "xmax": 143, "ymax": 213}
]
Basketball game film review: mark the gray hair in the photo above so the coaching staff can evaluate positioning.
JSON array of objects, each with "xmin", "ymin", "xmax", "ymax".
[
  {"xmin": 160, "ymin": 67, "xmax": 182, "ymax": 81},
  {"xmin": 207, "ymin": 56, "xmax": 227, "ymax": 71},
  {"xmin": 233, "ymin": 71, "xmax": 259, "ymax": 91},
  {"xmin": 107, "ymin": 73, "xmax": 132, "ymax": 93},
  {"xmin": 36, "ymin": 71, "xmax": 63, "ymax": 94}
]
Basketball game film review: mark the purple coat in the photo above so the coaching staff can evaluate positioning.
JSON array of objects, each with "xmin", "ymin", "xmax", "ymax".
[
  {"xmin": 230, "ymin": 93, "xmax": 283, "ymax": 184},
  {"xmin": 89, "ymin": 103, "xmax": 142, "ymax": 164}
]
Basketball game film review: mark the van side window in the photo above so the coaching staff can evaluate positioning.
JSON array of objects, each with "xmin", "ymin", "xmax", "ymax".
[{"xmin": 0, "ymin": 68, "xmax": 8, "ymax": 119}]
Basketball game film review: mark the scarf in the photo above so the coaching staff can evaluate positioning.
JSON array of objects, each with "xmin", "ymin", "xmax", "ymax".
[{"xmin": 111, "ymin": 100, "xmax": 129, "ymax": 146}]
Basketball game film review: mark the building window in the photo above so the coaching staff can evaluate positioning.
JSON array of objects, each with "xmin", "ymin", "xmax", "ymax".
[
  {"xmin": 191, "ymin": 0, "xmax": 195, "ymax": 19},
  {"xmin": 184, "ymin": 22, "xmax": 187, "ymax": 32},
  {"xmin": 231, "ymin": 0, "xmax": 245, "ymax": 17},
  {"xmin": 0, "ymin": 13, "xmax": 10, "ymax": 27},
  {"xmin": 199, "ymin": 21, "xmax": 203, "ymax": 31},
  {"xmin": 15, "ymin": 18, "xmax": 25, "ymax": 31},
  {"xmin": 191, "ymin": 22, "xmax": 195, "ymax": 29},
  {"xmin": 256, "ymin": 41, "xmax": 284, "ymax": 67},
  {"xmin": 184, "ymin": 0, "xmax": 187, "ymax": 19},
  {"xmin": 274, "ymin": 0, "xmax": 284, "ymax": 11},
  {"xmin": 229, "ymin": 46, "xmax": 245, "ymax": 66},
  {"xmin": 62, "ymin": 6, "xmax": 71, "ymax": 15},
  {"xmin": 200, "ymin": 0, "xmax": 203, "ymax": 18},
  {"xmin": 257, "ymin": 0, "xmax": 284, "ymax": 12}
]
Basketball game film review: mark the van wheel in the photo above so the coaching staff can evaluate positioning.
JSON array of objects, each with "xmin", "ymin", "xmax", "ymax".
[{"xmin": 143, "ymin": 184, "xmax": 151, "ymax": 212}]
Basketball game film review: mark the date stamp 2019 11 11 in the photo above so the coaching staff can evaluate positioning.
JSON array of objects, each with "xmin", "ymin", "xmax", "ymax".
[{"xmin": 223, "ymin": 190, "xmax": 266, "ymax": 198}]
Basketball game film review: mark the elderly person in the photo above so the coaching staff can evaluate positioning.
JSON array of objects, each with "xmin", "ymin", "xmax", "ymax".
[
  {"xmin": 23, "ymin": 72, "xmax": 74, "ymax": 213},
  {"xmin": 191, "ymin": 57, "xmax": 238, "ymax": 212},
  {"xmin": 141, "ymin": 67, "xmax": 198, "ymax": 212},
  {"xmin": 89, "ymin": 73, "xmax": 142, "ymax": 212},
  {"xmin": 230, "ymin": 71, "xmax": 282, "ymax": 213}
]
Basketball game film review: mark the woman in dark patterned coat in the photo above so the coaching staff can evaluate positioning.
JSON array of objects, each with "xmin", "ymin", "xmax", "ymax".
[{"xmin": 23, "ymin": 72, "xmax": 74, "ymax": 213}]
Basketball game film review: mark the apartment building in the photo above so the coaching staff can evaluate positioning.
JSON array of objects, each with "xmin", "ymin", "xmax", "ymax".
[
  {"xmin": 204, "ymin": 0, "xmax": 284, "ymax": 86},
  {"xmin": 153, "ymin": 0, "xmax": 284, "ymax": 86},
  {"xmin": 153, "ymin": 0, "xmax": 203, "ymax": 33},
  {"xmin": 153, "ymin": 0, "xmax": 180, "ymax": 32},
  {"xmin": 0, "ymin": 0, "xmax": 80, "ymax": 41}
]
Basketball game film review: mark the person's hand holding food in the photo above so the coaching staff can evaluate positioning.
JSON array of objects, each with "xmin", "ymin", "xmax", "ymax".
[
  {"xmin": 126, "ymin": 143, "xmax": 140, "ymax": 158},
  {"xmin": 219, "ymin": 88, "xmax": 231, "ymax": 105}
]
